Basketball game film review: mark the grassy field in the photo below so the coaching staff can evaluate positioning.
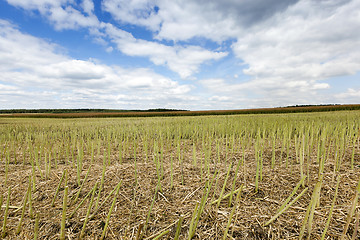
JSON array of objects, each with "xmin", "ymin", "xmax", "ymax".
[{"xmin": 0, "ymin": 111, "xmax": 360, "ymax": 239}]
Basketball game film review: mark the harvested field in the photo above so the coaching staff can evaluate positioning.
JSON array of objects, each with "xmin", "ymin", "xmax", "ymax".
[{"xmin": 1, "ymin": 111, "xmax": 360, "ymax": 239}]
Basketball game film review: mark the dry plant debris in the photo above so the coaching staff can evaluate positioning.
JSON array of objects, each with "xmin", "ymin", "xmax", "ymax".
[{"xmin": 0, "ymin": 111, "xmax": 360, "ymax": 239}]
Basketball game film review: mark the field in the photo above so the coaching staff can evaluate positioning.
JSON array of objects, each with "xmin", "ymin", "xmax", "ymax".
[
  {"xmin": 2, "ymin": 104, "xmax": 360, "ymax": 118},
  {"xmin": 0, "ymin": 111, "xmax": 360, "ymax": 239}
]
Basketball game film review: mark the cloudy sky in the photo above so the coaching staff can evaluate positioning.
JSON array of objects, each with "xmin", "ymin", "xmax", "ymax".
[{"xmin": 0, "ymin": 0, "xmax": 359, "ymax": 110}]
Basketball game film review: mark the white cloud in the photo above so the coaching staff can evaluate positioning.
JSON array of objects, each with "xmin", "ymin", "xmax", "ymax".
[
  {"xmin": 335, "ymin": 88, "xmax": 360, "ymax": 103},
  {"xmin": 102, "ymin": 0, "xmax": 299, "ymax": 42},
  {"xmin": 105, "ymin": 46, "xmax": 113, "ymax": 53},
  {"xmin": 200, "ymin": 76, "xmax": 333, "ymax": 108},
  {"xmin": 102, "ymin": 0, "xmax": 161, "ymax": 31},
  {"xmin": 153, "ymin": 0, "xmax": 240, "ymax": 42},
  {"xmin": 6, "ymin": 0, "xmax": 228, "ymax": 78},
  {"xmin": 49, "ymin": 6, "xmax": 99, "ymax": 30},
  {"xmin": 5, "ymin": 0, "xmax": 66, "ymax": 10},
  {"xmin": 7, "ymin": 0, "xmax": 99, "ymax": 30},
  {"xmin": 104, "ymin": 23, "xmax": 228, "ymax": 78},
  {"xmin": 0, "ymin": 19, "xmax": 193, "ymax": 109},
  {"xmin": 82, "ymin": 0, "xmax": 94, "ymax": 15},
  {"xmin": 0, "ymin": 19, "xmax": 66, "ymax": 69},
  {"xmin": 181, "ymin": 0, "xmax": 360, "ymax": 107},
  {"xmin": 102, "ymin": 0, "xmax": 360, "ymax": 100},
  {"xmin": 231, "ymin": 0, "xmax": 360, "ymax": 91},
  {"xmin": 0, "ymin": 83, "xmax": 18, "ymax": 91},
  {"xmin": 209, "ymin": 96, "xmax": 230, "ymax": 101}
]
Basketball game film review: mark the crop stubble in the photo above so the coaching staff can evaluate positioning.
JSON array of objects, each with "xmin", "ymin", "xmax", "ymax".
[{"xmin": 0, "ymin": 111, "xmax": 360, "ymax": 239}]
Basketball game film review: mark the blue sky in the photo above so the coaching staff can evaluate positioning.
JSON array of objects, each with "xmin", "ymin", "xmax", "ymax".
[{"xmin": 0, "ymin": 0, "xmax": 359, "ymax": 110}]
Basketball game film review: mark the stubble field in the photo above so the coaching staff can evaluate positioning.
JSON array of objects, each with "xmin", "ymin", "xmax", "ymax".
[{"xmin": 0, "ymin": 111, "xmax": 360, "ymax": 239}]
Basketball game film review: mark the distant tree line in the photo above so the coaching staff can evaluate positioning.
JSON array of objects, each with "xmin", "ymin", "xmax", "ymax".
[
  {"xmin": 283, "ymin": 104, "xmax": 340, "ymax": 108},
  {"xmin": 0, "ymin": 108, "xmax": 188, "ymax": 114},
  {"xmin": 1, "ymin": 104, "xmax": 360, "ymax": 118}
]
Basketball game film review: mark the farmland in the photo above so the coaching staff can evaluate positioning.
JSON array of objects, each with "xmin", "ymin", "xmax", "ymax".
[
  {"xmin": 1, "ymin": 104, "xmax": 360, "ymax": 118},
  {"xmin": 0, "ymin": 111, "xmax": 360, "ymax": 239}
]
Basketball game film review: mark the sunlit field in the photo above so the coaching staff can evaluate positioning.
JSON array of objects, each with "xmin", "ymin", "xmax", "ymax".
[{"xmin": 1, "ymin": 111, "xmax": 360, "ymax": 239}]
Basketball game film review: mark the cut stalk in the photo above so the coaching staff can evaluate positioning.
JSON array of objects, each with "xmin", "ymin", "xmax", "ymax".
[
  {"xmin": 1, "ymin": 187, "xmax": 11, "ymax": 238},
  {"xmin": 79, "ymin": 182, "xmax": 98, "ymax": 239},
  {"xmin": 51, "ymin": 169, "xmax": 67, "ymax": 207},
  {"xmin": 72, "ymin": 164, "xmax": 92, "ymax": 204},
  {"xmin": 60, "ymin": 186, "xmax": 68, "ymax": 240},
  {"xmin": 223, "ymin": 185, "xmax": 243, "ymax": 240},
  {"xmin": 170, "ymin": 154, "xmax": 174, "ymax": 189},
  {"xmin": 271, "ymin": 132, "xmax": 276, "ymax": 169},
  {"xmin": 28, "ymin": 177, "xmax": 34, "ymax": 219},
  {"xmin": 217, "ymin": 163, "xmax": 232, "ymax": 208},
  {"xmin": 306, "ymin": 179, "xmax": 323, "ymax": 240},
  {"xmin": 351, "ymin": 210, "xmax": 359, "ymax": 240},
  {"xmin": 188, "ymin": 202, "xmax": 199, "ymax": 239},
  {"xmin": 152, "ymin": 229, "xmax": 170, "ymax": 240},
  {"xmin": 275, "ymin": 176, "xmax": 307, "ymax": 216},
  {"xmin": 211, "ymin": 186, "xmax": 243, "ymax": 205},
  {"xmin": 16, "ymin": 183, "xmax": 30, "ymax": 234},
  {"xmin": 95, "ymin": 156, "xmax": 107, "ymax": 210},
  {"xmin": 69, "ymin": 185, "xmax": 95, "ymax": 219},
  {"xmin": 0, "ymin": 195, "xmax": 3, "ymax": 212},
  {"xmin": 79, "ymin": 182, "xmax": 98, "ymax": 240},
  {"xmin": 142, "ymin": 182, "xmax": 160, "ymax": 238},
  {"xmin": 88, "ymin": 180, "xmax": 122, "ymax": 220},
  {"xmin": 321, "ymin": 175, "xmax": 340, "ymax": 240},
  {"xmin": 229, "ymin": 158, "xmax": 242, "ymax": 207},
  {"xmin": 174, "ymin": 216, "xmax": 183, "ymax": 240},
  {"xmin": 265, "ymin": 187, "xmax": 308, "ymax": 226},
  {"xmin": 100, "ymin": 180, "xmax": 122, "ymax": 240},
  {"xmin": 188, "ymin": 171, "xmax": 217, "ymax": 239},
  {"xmin": 34, "ymin": 213, "xmax": 39, "ymax": 240},
  {"xmin": 299, "ymin": 177, "xmax": 323, "ymax": 240},
  {"xmin": 340, "ymin": 178, "xmax": 360, "ymax": 240}
]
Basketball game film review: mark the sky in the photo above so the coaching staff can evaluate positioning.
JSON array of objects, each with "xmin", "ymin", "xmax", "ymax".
[{"xmin": 0, "ymin": 0, "xmax": 359, "ymax": 110}]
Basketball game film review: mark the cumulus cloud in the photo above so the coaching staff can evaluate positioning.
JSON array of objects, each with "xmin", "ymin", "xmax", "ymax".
[
  {"xmin": 82, "ymin": 0, "xmax": 95, "ymax": 15},
  {"xmin": 6, "ymin": 0, "xmax": 227, "ymax": 79},
  {"xmin": 102, "ymin": 0, "xmax": 360, "ymax": 104},
  {"xmin": 200, "ymin": 77, "xmax": 332, "ymax": 108},
  {"xmin": 102, "ymin": 0, "xmax": 161, "ymax": 31},
  {"xmin": 7, "ymin": 0, "xmax": 99, "ymax": 30},
  {"xmin": 209, "ymin": 96, "xmax": 230, "ymax": 101},
  {"xmin": 229, "ymin": 0, "xmax": 360, "ymax": 98},
  {"xmin": 102, "ymin": 0, "xmax": 299, "ymax": 42},
  {"xmin": 106, "ymin": 30, "xmax": 228, "ymax": 78},
  {"xmin": 335, "ymin": 88, "xmax": 360, "ymax": 104},
  {"xmin": 101, "ymin": 22, "xmax": 228, "ymax": 79},
  {"xmin": 0, "ymin": 19, "xmax": 193, "ymax": 109}
]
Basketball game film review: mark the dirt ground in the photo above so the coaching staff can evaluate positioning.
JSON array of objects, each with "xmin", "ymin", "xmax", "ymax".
[{"xmin": 1, "ymin": 145, "xmax": 360, "ymax": 239}]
